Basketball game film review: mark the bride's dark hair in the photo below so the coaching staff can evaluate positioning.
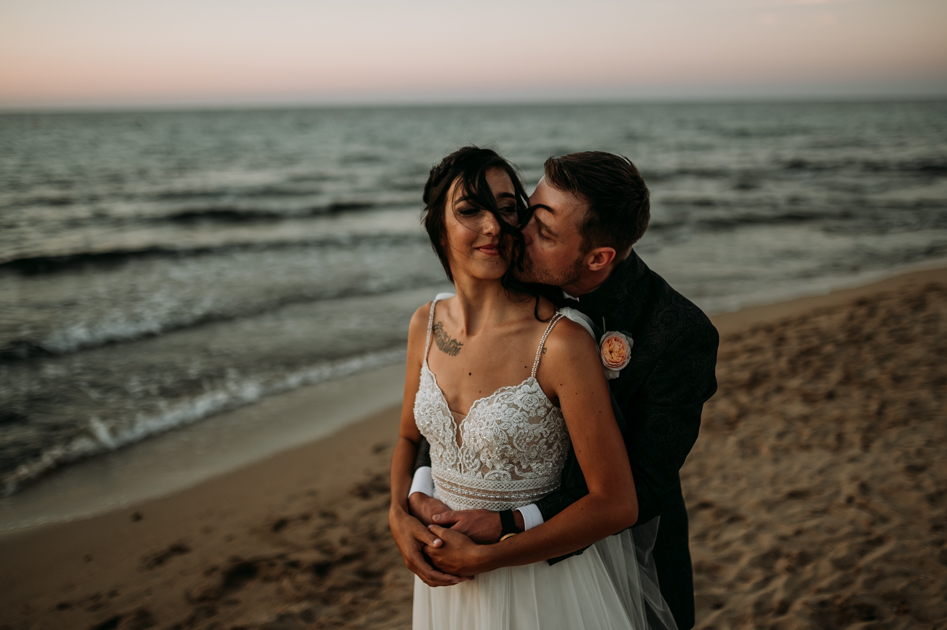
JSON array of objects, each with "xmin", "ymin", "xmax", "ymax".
[{"xmin": 422, "ymin": 146, "xmax": 529, "ymax": 285}]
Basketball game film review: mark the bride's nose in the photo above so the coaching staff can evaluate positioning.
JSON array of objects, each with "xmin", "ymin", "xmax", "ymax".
[{"xmin": 480, "ymin": 211, "xmax": 500, "ymax": 236}]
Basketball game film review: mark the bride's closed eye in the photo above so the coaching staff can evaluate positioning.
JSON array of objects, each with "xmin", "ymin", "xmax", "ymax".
[
  {"xmin": 455, "ymin": 205, "xmax": 519, "ymax": 230},
  {"xmin": 498, "ymin": 205, "xmax": 519, "ymax": 225}
]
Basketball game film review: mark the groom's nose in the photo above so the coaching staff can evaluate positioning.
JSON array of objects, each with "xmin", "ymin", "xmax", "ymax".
[{"xmin": 520, "ymin": 215, "xmax": 537, "ymax": 245}]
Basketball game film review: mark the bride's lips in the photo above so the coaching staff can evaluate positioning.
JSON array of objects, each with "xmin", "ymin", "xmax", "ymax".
[{"xmin": 476, "ymin": 242, "xmax": 500, "ymax": 256}]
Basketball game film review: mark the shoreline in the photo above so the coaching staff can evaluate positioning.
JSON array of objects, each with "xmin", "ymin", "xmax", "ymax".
[
  {"xmin": 709, "ymin": 259, "xmax": 947, "ymax": 336},
  {"xmin": 0, "ymin": 364, "xmax": 407, "ymax": 533},
  {"xmin": 1, "ymin": 263, "xmax": 944, "ymax": 629}
]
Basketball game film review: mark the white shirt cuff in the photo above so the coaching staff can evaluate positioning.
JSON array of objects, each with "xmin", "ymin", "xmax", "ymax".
[
  {"xmin": 514, "ymin": 504, "xmax": 544, "ymax": 531},
  {"xmin": 409, "ymin": 466, "xmax": 434, "ymax": 498}
]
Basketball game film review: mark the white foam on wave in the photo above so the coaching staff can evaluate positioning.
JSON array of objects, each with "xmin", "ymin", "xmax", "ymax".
[{"xmin": 0, "ymin": 348, "xmax": 406, "ymax": 497}]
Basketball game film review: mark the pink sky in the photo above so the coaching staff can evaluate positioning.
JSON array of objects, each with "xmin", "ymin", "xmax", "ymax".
[{"xmin": 1, "ymin": 0, "xmax": 945, "ymax": 108}]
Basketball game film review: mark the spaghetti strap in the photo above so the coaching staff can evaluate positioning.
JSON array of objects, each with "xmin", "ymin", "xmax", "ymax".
[
  {"xmin": 422, "ymin": 297, "xmax": 440, "ymax": 367},
  {"xmin": 531, "ymin": 313, "xmax": 565, "ymax": 378}
]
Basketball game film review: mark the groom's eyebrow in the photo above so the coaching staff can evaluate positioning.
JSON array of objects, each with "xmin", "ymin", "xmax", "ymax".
[
  {"xmin": 532, "ymin": 212, "xmax": 556, "ymax": 237},
  {"xmin": 530, "ymin": 203, "xmax": 554, "ymax": 214}
]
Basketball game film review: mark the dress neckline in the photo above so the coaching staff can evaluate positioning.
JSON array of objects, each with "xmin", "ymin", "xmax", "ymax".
[{"xmin": 421, "ymin": 362, "xmax": 548, "ymax": 418}]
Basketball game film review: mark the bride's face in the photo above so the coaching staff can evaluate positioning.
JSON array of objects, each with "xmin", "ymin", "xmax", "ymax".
[{"xmin": 442, "ymin": 168, "xmax": 518, "ymax": 282}]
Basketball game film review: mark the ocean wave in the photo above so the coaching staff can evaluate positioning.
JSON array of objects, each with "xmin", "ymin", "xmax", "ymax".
[
  {"xmin": 0, "ymin": 247, "xmax": 188, "ymax": 274},
  {"xmin": 781, "ymin": 156, "xmax": 947, "ymax": 176},
  {"xmin": 0, "ymin": 232, "xmax": 428, "ymax": 273},
  {"xmin": 648, "ymin": 201, "xmax": 947, "ymax": 236},
  {"xmin": 641, "ymin": 167, "xmax": 733, "ymax": 182},
  {"xmin": 0, "ymin": 179, "xmax": 376, "ymax": 213},
  {"xmin": 642, "ymin": 156, "xmax": 947, "ymax": 184},
  {"xmin": 0, "ymin": 348, "xmax": 406, "ymax": 497},
  {"xmin": 0, "ymin": 275, "xmax": 439, "ymax": 362},
  {"xmin": 163, "ymin": 207, "xmax": 306, "ymax": 222},
  {"xmin": 162, "ymin": 201, "xmax": 378, "ymax": 223}
]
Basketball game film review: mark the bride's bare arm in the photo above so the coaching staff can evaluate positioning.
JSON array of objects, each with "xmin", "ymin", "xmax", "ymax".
[
  {"xmin": 425, "ymin": 319, "xmax": 637, "ymax": 574},
  {"xmin": 389, "ymin": 303, "xmax": 466, "ymax": 587}
]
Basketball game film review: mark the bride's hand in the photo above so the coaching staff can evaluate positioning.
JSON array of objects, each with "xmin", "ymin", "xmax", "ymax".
[
  {"xmin": 425, "ymin": 524, "xmax": 489, "ymax": 577},
  {"xmin": 389, "ymin": 506, "xmax": 467, "ymax": 587},
  {"xmin": 408, "ymin": 492, "xmax": 451, "ymax": 526}
]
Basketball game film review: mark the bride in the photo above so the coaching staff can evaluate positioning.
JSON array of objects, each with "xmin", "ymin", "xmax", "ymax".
[{"xmin": 389, "ymin": 147, "xmax": 649, "ymax": 629}]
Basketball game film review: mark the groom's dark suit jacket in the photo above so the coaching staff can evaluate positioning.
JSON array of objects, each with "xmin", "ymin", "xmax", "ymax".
[{"xmin": 416, "ymin": 252, "xmax": 718, "ymax": 630}]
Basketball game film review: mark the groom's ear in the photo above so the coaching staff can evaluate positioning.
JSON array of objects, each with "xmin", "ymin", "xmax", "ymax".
[{"xmin": 585, "ymin": 247, "xmax": 617, "ymax": 272}]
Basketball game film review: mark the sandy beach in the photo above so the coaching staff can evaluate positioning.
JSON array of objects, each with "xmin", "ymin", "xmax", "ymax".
[{"xmin": 1, "ymin": 266, "xmax": 945, "ymax": 630}]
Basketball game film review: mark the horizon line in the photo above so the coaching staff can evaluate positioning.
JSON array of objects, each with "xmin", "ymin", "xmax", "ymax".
[{"xmin": 3, "ymin": 91, "xmax": 947, "ymax": 115}]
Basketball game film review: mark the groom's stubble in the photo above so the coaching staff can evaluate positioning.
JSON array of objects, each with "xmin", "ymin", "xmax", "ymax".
[{"xmin": 515, "ymin": 244, "xmax": 586, "ymax": 289}]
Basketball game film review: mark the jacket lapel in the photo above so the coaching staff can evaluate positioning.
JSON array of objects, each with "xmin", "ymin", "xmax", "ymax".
[{"xmin": 575, "ymin": 253, "xmax": 654, "ymax": 408}]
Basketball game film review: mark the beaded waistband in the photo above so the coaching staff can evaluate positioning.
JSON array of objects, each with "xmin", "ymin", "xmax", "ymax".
[{"xmin": 432, "ymin": 466, "xmax": 560, "ymax": 512}]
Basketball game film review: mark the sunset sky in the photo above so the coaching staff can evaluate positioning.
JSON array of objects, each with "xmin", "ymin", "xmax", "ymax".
[{"xmin": 1, "ymin": 0, "xmax": 945, "ymax": 108}]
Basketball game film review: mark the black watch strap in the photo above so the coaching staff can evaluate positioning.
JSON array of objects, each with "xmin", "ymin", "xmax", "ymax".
[{"xmin": 499, "ymin": 509, "xmax": 518, "ymax": 538}]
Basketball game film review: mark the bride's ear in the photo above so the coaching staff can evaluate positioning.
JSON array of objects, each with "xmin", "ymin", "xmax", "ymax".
[{"xmin": 585, "ymin": 247, "xmax": 616, "ymax": 272}]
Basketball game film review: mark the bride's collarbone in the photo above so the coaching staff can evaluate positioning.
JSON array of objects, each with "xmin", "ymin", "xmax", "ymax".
[
  {"xmin": 427, "ymin": 344, "xmax": 557, "ymax": 412},
  {"xmin": 429, "ymin": 350, "xmax": 534, "ymax": 382}
]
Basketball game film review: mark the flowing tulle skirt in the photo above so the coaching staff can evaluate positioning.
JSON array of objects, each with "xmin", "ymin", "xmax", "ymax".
[{"xmin": 413, "ymin": 528, "xmax": 669, "ymax": 630}]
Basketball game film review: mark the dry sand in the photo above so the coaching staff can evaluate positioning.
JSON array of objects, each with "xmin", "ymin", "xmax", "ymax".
[
  {"xmin": 688, "ymin": 267, "xmax": 947, "ymax": 629},
  {"xmin": 1, "ymin": 267, "xmax": 944, "ymax": 630}
]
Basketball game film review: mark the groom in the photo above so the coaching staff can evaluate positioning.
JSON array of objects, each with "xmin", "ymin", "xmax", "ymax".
[{"xmin": 391, "ymin": 151, "xmax": 718, "ymax": 630}]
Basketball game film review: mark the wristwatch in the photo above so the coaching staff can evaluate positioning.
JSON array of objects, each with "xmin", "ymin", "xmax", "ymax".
[{"xmin": 498, "ymin": 509, "xmax": 519, "ymax": 542}]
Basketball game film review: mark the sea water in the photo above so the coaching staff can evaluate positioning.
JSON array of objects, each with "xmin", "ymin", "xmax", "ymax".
[{"xmin": 2, "ymin": 101, "xmax": 946, "ymax": 498}]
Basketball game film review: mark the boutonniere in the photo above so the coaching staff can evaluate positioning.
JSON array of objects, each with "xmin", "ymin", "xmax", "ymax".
[
  {"xmin": 599, "ymin": 330, "xmax": 633, "ymax": 380},
  {"xmin": 557, "ymin": 308, "xmax": 634, "ymax": 380}
]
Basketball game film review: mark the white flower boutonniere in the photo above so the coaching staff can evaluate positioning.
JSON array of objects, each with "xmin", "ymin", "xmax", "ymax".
[{"xmin": 557, "ymin": 307, "xmax": 633, "ymax": 380}]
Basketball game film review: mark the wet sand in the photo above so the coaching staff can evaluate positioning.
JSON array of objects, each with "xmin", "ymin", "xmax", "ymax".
[{"xmin": 1, "ymin": 266, "xmax": 945, "ymax": 629}]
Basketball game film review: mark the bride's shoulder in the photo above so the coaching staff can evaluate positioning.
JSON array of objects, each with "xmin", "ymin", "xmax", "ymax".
[
  {"xmin": 408, "ymin": 303, "xmax": 432, "ymax": 336},
  {"xmin": 543, "ymin": 313, "xmax": 599, "ymax": 363},
  {"xmin": 522, "ymin": 297, "xmax": 596, "ymax": 353},
  {"xmin": 409, "ymin": 293, "xmax": 456, "ymax": 333},
  {"xmin": 536, "ymin": 317, "xmax": 602, "ymax": 390},
  {"xmin": 548, "ymin": 315, "xmax": 597, "ymax": 347}
]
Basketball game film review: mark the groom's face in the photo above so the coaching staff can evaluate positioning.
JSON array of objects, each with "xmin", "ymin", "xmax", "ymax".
[{"xmin": 518, "ymin": 177, "xmax": 589, "ymax": 288}]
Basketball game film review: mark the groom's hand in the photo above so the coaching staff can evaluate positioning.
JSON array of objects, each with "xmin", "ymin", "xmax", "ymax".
[
  {"xmin": 431, "ymin": 508, "xmax": 518, "ymax": 544},
  {"xmin": 389, "ymin": 506, "xmax": 467, "ymax": 587},
  {"xmin": 408, "ymin": 492, "xmax": 451, "ymax": 526}
]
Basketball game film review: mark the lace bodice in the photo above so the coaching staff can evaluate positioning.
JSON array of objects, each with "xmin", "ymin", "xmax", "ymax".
[{"xmin": 413, "ymin": 297, "xmax": 570, "ymax": 511}]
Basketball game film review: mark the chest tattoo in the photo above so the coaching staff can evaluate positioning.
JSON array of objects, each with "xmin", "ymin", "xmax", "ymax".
[{"xmin": 433, "ymin": 321, "xmax": 463, "ymax": 356}]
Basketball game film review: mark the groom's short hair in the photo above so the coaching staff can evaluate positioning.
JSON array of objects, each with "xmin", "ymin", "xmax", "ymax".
[{"xmin": 543, "ymin": 152, "xmax": 650, "ymax": 255}]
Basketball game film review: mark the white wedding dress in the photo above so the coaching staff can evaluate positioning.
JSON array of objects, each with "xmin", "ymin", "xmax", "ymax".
[{"xmin": 412, "ymin": 296, "xmax": 654, "ymax": 630}]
